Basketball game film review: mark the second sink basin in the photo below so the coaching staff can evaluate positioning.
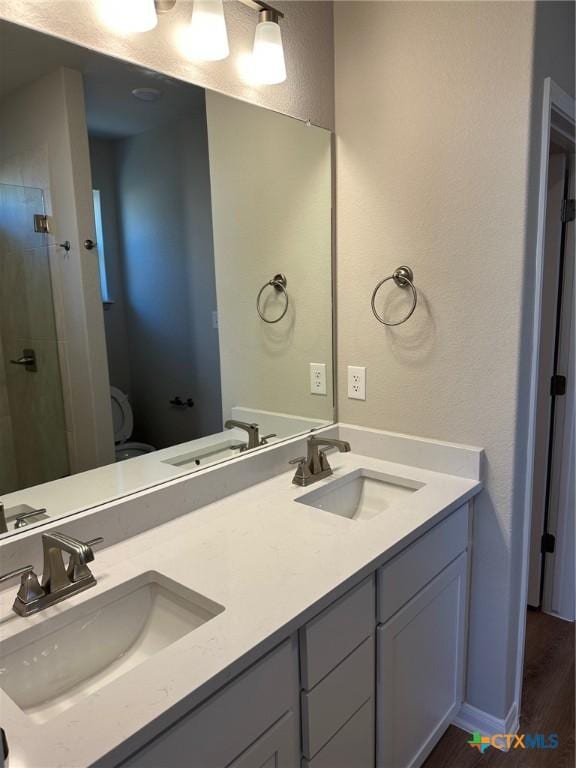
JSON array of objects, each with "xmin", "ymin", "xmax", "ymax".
[
  {"xmin": 163, "ymin": 439, "xmax": 245, "ymax": 469},
  {"xmin": 296, "ymin": 469, "xmax": 424, "ymax": 521},
  {"xmin": 0, "ymin": 571, "xmax": 224, "ymax": 723}
]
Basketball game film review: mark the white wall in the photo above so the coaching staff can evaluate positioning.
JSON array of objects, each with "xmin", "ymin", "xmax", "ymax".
[
  {"xmin": 335, "ymin": 0, "xmax": 574, "ymax": 722},
  {"xmin": 0, "ymin": 0, "xmax": 334, "ymax": 130},
  {"xmin": 206, "ymin": 91, "xmax": 333, "ymax": 423}
]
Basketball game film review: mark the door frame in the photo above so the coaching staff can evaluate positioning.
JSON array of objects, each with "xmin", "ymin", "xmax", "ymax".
[{"xmin": 515, "ymin": 77, "xmax": 575, "ymax": 714}]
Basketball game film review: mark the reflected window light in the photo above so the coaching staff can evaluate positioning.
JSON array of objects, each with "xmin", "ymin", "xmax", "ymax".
[{"xmin": 92, "ymin": 190, "xmax": 111, "ymax": 303}]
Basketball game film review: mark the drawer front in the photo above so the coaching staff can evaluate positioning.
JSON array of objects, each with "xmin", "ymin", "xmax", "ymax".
[
  {"xmin": 303, "ymin": 699, "xmax": 374, "ymax": 768},
  {"xmin": 378, "ymin": 504, "xmax": 468, "ymax": 624},
  {"xmin": 120, "ymin": 638, "xmax": 298, "ymax": 768},
  {"xmin": 301, "ymin": 635, "xmax": 374, "ymax": 759},
  {"xmin": 300, "ymin": 575, "xmax": 375, "ymax": 690}
]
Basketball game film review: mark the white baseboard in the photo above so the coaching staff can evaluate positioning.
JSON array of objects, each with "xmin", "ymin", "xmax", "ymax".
[
  {"xmin": 453, "ymin": 701, "xmax": 519, "ymax": 738},
  {"xmin": 541, "ymin": 607, "xmax": 576, "ymax": 623}
]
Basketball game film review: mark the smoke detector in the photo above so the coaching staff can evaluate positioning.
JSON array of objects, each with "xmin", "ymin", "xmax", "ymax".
[{"xmin": 131, "ymin": 87, "xmax": 163, "ymax": 102}]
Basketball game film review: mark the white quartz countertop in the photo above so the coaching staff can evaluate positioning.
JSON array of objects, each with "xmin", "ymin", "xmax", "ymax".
[{"xmin": 0, "ymin": 451, "xmax": 481, "ymax": 768}]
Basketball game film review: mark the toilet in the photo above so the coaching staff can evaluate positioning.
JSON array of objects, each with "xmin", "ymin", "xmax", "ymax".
[{"xmin": 110, "ymin": 386, "xmax": 156, "ymax": 461}]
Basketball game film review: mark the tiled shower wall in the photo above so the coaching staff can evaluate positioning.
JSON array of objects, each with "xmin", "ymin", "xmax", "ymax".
[
  {"xmin": 0, "ymin": 180, "xmax": 69, "ymax": 491},
  {"xmin": 0, "ymin": 328, "xmax": 18, "ymax": 493}
]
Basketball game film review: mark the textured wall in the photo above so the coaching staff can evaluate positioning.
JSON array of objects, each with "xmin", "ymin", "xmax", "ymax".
[
  {"xmin": 335, "ymin": 0, "xmax": 574, "ymax": 722},
  {"xmin": 0, "ymin": 0, "xmax": 335, "ymax": 130},
  {"xmin": 206, "ymin": 90, "xmax": 333, "ymax": 422}
]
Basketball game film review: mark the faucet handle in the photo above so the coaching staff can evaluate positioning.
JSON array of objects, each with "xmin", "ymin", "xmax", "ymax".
[
  {"xmin": 289, "ymin": 456, "xmax": 313, "ymax": 486},
  {"xmin": 0, "ymin": 565, "xmax": 45, "ymax": 605},
  {"xmin": 318, "ymin": 447, "xmax": 332, "ymax": 472},
  {"xmin": 260, "ymin": 433, "xmax": 277, "ymax": 445},
  {"xmin": 85, "ymin": 537, "xmax": 104, "ymax": 549},
  {"xmin": 66, "ymin": 536, "xmax": 104, "ymax": 582},
  {"xmin": 14, "ymin": 508, "xmax": 47, "ymax": 529}
]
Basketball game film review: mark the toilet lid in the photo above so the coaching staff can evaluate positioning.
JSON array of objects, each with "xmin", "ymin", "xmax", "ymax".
[{"xmin": 110, "ymin": 386, "xmax": 133, "ymax": 443}]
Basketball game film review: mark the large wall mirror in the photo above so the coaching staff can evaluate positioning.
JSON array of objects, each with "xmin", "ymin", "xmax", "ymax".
[{"xmin": 0, "ymin": 20, "xmax": 334, "ymax": 537}]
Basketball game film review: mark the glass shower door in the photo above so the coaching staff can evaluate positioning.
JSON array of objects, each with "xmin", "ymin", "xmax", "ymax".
[{"xmin": 0, "ymin": 182, "xmax": 69, "ymax": 495}]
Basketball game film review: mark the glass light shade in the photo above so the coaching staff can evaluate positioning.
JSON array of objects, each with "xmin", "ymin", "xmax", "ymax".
[
  {"xmin": 99, "ymin": 0, "xmax": 158, "ymax": 34},
  {"xmin": 186, "ymin": 0, "xmax": 229, "ymax": 61},
  {"xmin": 253, "ymin": 19, "xmax": 287, "ymax": 85}
]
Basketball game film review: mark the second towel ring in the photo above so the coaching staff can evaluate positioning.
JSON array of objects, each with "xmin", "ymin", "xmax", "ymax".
[
  {"xmin": 371, "ymin": 266, "xmax": 418, "ymax": 326},
  {"xmin": 257, "ymin": 274, "xmax": 289, "ymax": 324}
]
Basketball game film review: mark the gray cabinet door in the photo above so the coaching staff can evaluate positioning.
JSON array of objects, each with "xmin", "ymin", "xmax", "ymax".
[
  {"xmin": 377, "ymin": 554, "xmax": 467, "ymax": 768},
  {"xmin": 118, "ymin": 639, "xmax": 299, "ymax": 768},
  {"xmin": 227, "ymin": 711, "xmax": 299, "ymax": 768}
]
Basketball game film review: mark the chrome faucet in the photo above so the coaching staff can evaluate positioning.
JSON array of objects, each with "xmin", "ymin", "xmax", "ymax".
[
  {"xmin": 290, "ymin": 436, "xmax": 352, "ymax": 487},
  {"xmin": 0, "ymin": 531, "xmax": 103, "ymax": 617},
  {"xmin": 0, "ymin": 501, "xmax": 48, "ymax": 532},
  {"xmin": 224, "ymin": 420, "xmax": 276, "ymax": 451}
]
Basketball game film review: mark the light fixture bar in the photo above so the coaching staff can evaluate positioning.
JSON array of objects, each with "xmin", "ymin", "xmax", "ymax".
[
  {"xmin": 154, "ymin": 0, "xmax": 177, "ymax": 12},
  {"xmin": 238, "ymin": 0, "xmax": 284, "ymax": 20},
  {"xmin": 154, "ymin": 0, "xmax": 285, "ymax": 16}
]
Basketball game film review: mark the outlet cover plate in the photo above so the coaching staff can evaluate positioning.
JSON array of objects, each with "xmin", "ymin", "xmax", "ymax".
[
  {"xmin": 347, "ymin": 365, "xmax": 366, "ymax": 400},
  {"xmin": 310, "ymin": 363, "xmax": 327, "ymax": 395}
]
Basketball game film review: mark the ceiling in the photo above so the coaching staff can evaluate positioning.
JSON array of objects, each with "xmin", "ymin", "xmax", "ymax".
[{"xmin": 0, "ymin": 20, "xmax": 205, "ymax": 139}]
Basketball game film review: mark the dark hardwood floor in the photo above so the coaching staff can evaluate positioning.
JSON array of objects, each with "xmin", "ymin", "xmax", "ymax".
[{"xmin": 423, "ymin": 610, "xmax": 575, "ymax": 767}]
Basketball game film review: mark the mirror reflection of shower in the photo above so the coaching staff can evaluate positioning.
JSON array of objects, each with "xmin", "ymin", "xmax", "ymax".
[
  {"xmin": 88, "ymin": 87, "xmax": 222, "ymax": 462},
  {"xmin": 0, "ymin": 19, "xmax": 333, "ymax": 526},
  {"xmin": 0, "ymin": 183, "xmax": 69, "ymax": 493}
]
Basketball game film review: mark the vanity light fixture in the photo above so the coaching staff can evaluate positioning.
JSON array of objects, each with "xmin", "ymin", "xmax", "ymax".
[
  {"xmin": 128, "ymin": 0, "xmax": 159, "ymax": 32},
  {"xmin": 185, "ymin": 0, "xmax": 230, "ymax": 61},
  {"xmin": 99, "ymin": 0, "xmax": 158, "ymax": 33},
  {"xmin": 252, "ymin": 5, "xmax": 286, "ymax": 84},
  {"xmin": 100, "ymin": 0, "xmax": 287, "ymax": 84}
]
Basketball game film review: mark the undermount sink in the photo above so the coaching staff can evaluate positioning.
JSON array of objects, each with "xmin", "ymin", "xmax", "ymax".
[
  {"xmin": 296, "ymin": 469, "xmax": 424, "ymax": 521},
  {"xmin": 0, "ymin": 572, "xmax": 224, "ymax": 723},
  {"xmin": 163, "ymin": 439, "xmax": 246, "ymax": 469}
]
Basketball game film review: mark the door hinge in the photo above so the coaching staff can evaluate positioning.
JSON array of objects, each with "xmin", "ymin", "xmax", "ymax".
[
  {"xmin": 541, "ymin": 532, "xmax": 556, "ymax": 554},
  {"xmin": 33, "ymin": 214, "xmax": 50, "ymax": 234},
  {"xmin": 550, "ymin": 374, "xmax": 567, "ymax": 396},
  {"xmin": 561, "ymin": 198, "xmax": 575, "ymax": 223}
]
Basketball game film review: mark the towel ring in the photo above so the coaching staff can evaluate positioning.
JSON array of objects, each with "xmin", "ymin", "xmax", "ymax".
[
  {"xmin": 257, "ymin": 274, "xmax": 289, "ymax": 324},
  {"xmin": 371, "ymin": 266, "xmax": 417, "ymax": 326}
]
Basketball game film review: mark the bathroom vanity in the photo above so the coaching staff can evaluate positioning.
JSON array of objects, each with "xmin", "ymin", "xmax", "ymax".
[{"xmin": 0, "ymin": 426, "xmax": 482, "ymax": 768}]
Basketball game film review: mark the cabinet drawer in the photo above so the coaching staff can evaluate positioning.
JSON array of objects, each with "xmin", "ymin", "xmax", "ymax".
[
  {"xmin": 120, "ymin": 638, "xmax": 298, "ymax": 768},
  {"xmin": 300, "ymin": 575, "xmax": 375, "ymax": 690},
  {"xmin": 301, "ymin": 635, "xmax": 374, "ymax": 759},
  {"xmin": 303, "ymin": 699, "xmax": 374, "ymax": 768},
  {"xmin": 378, "ymin": 504, "xmax": 468, "ymax": 624}
]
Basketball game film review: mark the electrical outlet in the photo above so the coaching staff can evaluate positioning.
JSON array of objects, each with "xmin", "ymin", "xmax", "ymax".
[
  {"xmin": 310, "ymin": 363, "xmax": 327, "ymax": 395},
  {"xmin": 347, "ymin": 365, "xmax": 366, "ymax": 400}
]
